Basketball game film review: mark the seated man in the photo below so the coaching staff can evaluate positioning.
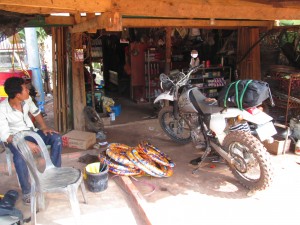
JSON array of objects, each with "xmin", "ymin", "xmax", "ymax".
[{"xmin": 0, "ymin": 77, "xmax": 62, "ymax": 205}]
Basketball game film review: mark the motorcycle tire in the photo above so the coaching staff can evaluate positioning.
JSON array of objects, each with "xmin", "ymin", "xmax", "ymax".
[
  {"xmin": 222, "ymin": 130, "xmax": 273, "ymax": 191},
  {"xmin": 158, "ymin": 106, "xmax": 192, "ymax": 144}
]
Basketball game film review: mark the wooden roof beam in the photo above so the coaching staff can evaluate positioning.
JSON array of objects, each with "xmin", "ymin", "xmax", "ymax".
[
  {"xmin": 69, "ymin": 12, "xmax": 122, "ymax": 33},
  {"xmin": 0, "ymin": 0, "xmax": 111, "ymax": 13},
  {"xmin": 122, "ymin": 18, "xmax": 274, "ymax": 29},
  {"xmin": 2, "ymin": 0, "xmax": 300, "ymax": 20},
  {"xmin": 46, "ymin": 15, "xmax": 274, "ymax": 30},
  {"xmin": 114, "ymin": 0, "xmax": 300, "ymax": 20}
]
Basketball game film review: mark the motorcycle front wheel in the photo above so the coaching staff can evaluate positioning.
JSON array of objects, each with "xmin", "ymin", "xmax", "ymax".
[
  {"xmin": 223, "ymin": 130, "xmax": 273, "ymax": 191},
  {"xmin": 158, "ymin": 106, "xmax": 192, "ymax": 144}
]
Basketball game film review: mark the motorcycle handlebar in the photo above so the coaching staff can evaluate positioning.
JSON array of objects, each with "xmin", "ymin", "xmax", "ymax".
[
  {"xmin": 159, "ymin": 64, "xmax": 204, "ymax": 87},
  {"xmin": 187, "ymin": 64, "xmax": 204, "ymax": 74}
]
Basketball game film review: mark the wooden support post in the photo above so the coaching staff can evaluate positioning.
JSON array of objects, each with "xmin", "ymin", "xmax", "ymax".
[
  {"xmin": 71, "ymin": 33, "xmax": 86, "ymax": 131},
  {"xmin": 164, "ymin": 27, "xmax": 172, "ymax": 107},
  {"xmin": 237, "ymin": 27, "xmax": 261, "ymax": 80},
  {"xmin": 165, "ymin": 27, "xmax": 172, "ymax": 74},
  {"xmin": 60, "ymin": 28, "xmax": 67, "ymax": 132},
  {"xmin": 51, "ymin": 27, "xmax": 58, "ymax": 131}
]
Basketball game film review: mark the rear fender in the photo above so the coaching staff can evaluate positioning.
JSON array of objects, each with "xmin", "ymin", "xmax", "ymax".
[
  {"xmin": 241, "ymin": 110, "xmax": 273, "ymax": 125},
  {"xmin": 218, "ymin": 108, "xmax": 273, "ymax": 125}
]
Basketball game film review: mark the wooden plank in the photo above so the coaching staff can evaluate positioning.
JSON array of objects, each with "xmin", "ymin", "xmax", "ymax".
[
  {"xmin": 47, "ymin": 15, "xmax": 273, "ymax": 28},
  {"xmin": 2, "ymin": 0, "xmax": 300, "ymax": 20},
  {"xmin": 250, "ymin": 28, "xmax": 261, "ymax": 80},
  {"xmin": 122, "ymin": 18, "xmax": 274, "ymax": 29},
  {"xmin": 0, "ymin": 0, "xmax": 110, "ymax": 12},
  {"xmin": 0, "ymin": 5, "xmax": 75, "ymax": 14},
  {"xmin": 69, "ymin": 16, "xmax": 101, "ymax": 33},
  {"xmin": 61, "ymin": 28, "xmax": 67, "ymax": 133},
  {"xmin": 69, "ymin": 17, "xmax": 273, "ymax": 33},
  {"xmin": 237, "ymin": 27, "xmax": 261, "ymax": 80},
  {"xmin": 165, "ymin": 27, "xmax": 171, "ymax": 74},
  {"xmin": 51, "ymin": 27, "xmax": 58, "ymax": 131},
  {"xmin": 71, "ymin": 33, "xmax": 86, "ymax": 131},
  {"xmin": 86, "ymin": 13, "xmax": 97, "ymax": 33},
  {"xmin": 69, "ymin": 12, "xmax": 122, "ymax": 33},
  {"xmin": 45, "ymin": 16, "xmax": 75, "ymax": 25},
  {"xmin": 56, "ymin": 27, "xmax": 63, "ymax": 131}
]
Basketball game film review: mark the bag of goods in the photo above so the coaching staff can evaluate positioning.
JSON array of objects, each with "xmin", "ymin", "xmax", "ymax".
[{"xmin": 218, "ymin": 80, "xmax": 271, "ymax": 109}]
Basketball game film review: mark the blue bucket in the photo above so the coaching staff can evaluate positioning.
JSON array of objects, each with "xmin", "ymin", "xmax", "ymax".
[{"xmin": 111, "ymin": 104, "xmax": 121, "ymax": 117}]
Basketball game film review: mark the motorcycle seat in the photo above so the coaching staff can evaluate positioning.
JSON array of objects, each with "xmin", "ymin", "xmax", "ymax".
[{"xmin": 190, "ymin": 88, "xmax": 223, "ymax": 114}]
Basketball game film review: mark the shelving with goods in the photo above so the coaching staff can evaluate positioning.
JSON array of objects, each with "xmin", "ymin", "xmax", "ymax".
[
  {"xmin": 144, "ymin": 48, "xmax": 165, "ymax": 102},
  {"xmin": 264, "ymin": 65, "xmax": 300, "ymax": 125},
  {"xmin": 90, "ymin": 38, "xmax": 103, "ymax": 60},
  {"xmin": 83, "ymin": 35, "xmax": 105, "ymax": 112},
  {"xmin": 190, "ymin": 66, "xmax": 231, "ymax": 98}
]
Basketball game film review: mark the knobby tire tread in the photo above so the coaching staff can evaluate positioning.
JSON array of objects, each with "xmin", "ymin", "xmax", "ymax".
[{"xmin": 223, "ymin": 131, "xmax": 273, "ymax": 190}]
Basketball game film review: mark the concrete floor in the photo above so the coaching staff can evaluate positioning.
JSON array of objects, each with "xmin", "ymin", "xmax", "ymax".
[
  {"xmin": 104, "ymin": 119, "xmax": 300, "ymax": 225},
  {"xmin": 1, "ymin": 96, "xmax": 300, "ymax": 225}
]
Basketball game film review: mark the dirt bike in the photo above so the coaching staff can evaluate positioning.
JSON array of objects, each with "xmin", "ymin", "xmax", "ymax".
[{"xmin": 154, "ymin": 64, "xmax": 276, "ymax": 191}]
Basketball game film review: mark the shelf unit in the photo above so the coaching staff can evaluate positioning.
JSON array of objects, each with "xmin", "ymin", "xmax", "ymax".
[
  {"xmin": 84, "ymin": 35, "xmax": 104, "ymax": 112},
  {"xmin": 145, "ymin": 48, "xmax": 165, "ymax": 102},
  {"xmin": 264, "ymin": 71, "xmax": 300, "ymax": 125},
  {"xmin": 190, "ymin": 66, "xmax": 232, "ymax": 98}
]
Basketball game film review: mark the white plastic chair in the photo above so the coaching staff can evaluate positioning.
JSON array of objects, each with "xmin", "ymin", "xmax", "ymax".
[
  {"xmin": 0, "ymin": 142, "xmax": 12, "ymax": 176},
  {"xmin": 12, "ymin": 131, "xmax": 88, "ymax": 225}
]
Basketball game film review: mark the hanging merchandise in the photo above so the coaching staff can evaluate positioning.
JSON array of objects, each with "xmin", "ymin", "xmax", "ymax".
[
  {"xmin": 101, "ymin": 96, "xmax": 115, "ymax": 113},
  {"xmin": 190, "ymin": 28, "xmax": 201, "ymax": 37},
  {"xmin": 175, "ymin": 28, "xmax": 188, "ymax": 39}
]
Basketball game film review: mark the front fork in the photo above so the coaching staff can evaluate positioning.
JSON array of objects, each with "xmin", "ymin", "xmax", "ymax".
[{"xmin": 173, "ymin": 101, "xmax": 180, "ymax": 119}]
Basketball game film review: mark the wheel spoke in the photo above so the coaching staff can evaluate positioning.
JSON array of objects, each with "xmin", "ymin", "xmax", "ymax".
[
  {"xmin": 161, "ymin": 110, "xmax": 191, "ymax": 141},
  {"xmin": 230, "ymin": 142, "xmax": 261, "ymax": 181}
]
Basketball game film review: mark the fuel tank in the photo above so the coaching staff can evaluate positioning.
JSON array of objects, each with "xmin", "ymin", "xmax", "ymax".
[{"xmin": 178, "ymin": 87, "xmax": 223, "ymax": 114}]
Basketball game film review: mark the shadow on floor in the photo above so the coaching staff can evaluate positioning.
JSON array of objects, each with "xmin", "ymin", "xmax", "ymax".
[{"xmin": 104, "ymin": 93, "xmax": 159, "ymax": 126}]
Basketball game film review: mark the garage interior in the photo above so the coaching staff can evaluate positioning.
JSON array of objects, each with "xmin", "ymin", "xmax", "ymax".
[{"xmin": 1, "ymin": 1, "xmax": 300, "ymax": 132}]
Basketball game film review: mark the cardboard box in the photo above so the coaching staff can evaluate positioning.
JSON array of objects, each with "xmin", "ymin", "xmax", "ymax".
[
  {"xmin": 62, "ymin": 130, "xmax": 96, "ymax": 150},
  {"xmin": 263, "ymin": 138, "xmax": 291, "ymax": 155},
  {"xmin": 99, "ymin": 113, "xmax": 111, "ymax": 126}
]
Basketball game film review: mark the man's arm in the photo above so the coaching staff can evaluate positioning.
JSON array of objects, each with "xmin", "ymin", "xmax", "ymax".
[{"xmin": 34, "ymin": 113, "xmax": 58, "ymax": 135}]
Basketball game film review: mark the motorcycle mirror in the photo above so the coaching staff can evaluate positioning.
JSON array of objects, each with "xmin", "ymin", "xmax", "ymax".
[{"xmin": 159, "ymin": 73, "xmax": 169, "ymax": 82}]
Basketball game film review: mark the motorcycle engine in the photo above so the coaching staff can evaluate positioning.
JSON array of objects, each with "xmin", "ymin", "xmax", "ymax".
[{"xmin": 185, "ymin": 113, "xmax": 206, "ymax": 144}]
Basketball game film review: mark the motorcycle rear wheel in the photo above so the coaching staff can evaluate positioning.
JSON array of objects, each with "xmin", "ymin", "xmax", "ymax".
[
  {"xmin": 223, "ymin": 131, "xmax": 273, "ymax": 191},
  {"xmin": 158, "ymin": 106, "xmax": 192, "ymax": 144}
]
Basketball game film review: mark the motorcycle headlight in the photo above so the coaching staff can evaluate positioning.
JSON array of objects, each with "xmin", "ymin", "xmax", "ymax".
[{"xmin": 162, "ymin": 80, "xmax": 173, "ymax": 91}]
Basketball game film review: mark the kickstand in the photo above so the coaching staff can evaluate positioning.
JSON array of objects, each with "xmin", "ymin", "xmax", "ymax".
[{"xmin": 192, "ymin": 147, "xmax": 212, "ymax": 174}]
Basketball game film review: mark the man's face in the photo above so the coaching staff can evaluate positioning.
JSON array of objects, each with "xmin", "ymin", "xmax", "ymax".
[{"xmin": 16, "ymin": 84, "xmax": 30, "ymax": 100}]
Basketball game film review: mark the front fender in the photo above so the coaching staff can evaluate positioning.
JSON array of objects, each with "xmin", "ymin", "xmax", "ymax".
[{"xmin": 154, "ymin": 92, "xmax": 174, "ymax": 103}]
